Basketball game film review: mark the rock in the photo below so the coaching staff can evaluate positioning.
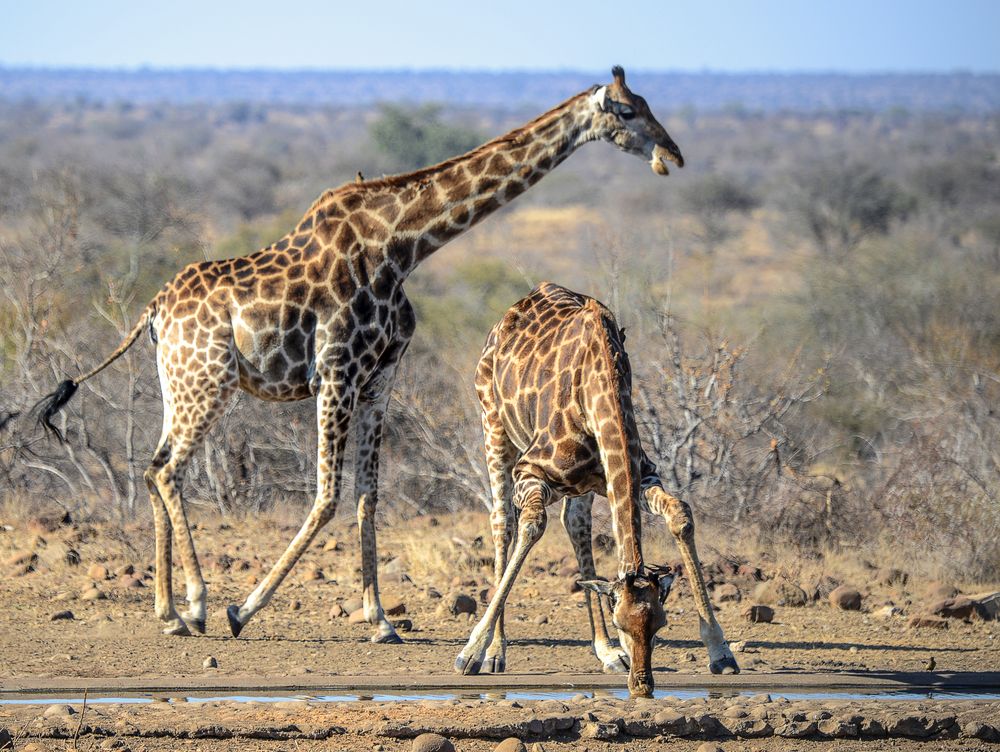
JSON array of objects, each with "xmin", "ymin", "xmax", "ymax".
[
  {"xmin": 874, "ymin": 604, "xmax": 902, "ymax": 619},
  {"xmin": 715, "ymin": 582, "xmax": 741, "ymax": 602},
  {"xmin": 43, "ymin": 703, "xmax": 75, "ymax": 717},
  {"xmin": 394, "ymin": 618, "xmax": 413, "ymax": 632},
  {"xmin": 737, "ymin": 564, "xmax": 763, "ymax": 581},
  {"xmin": 908, "ymin": 614, "xmax": 949, "ymax": 629},
  {"xmin": 87, "ymin": 563, "xmax": 109, "ymax": 581},
  {"xmin": 965, "ymin": 721, "xmax": 1000, "ymax": 742},
  {"xmin": 116, "ymin": 563, "xmax": 135, "ymax": 577},
  {"xmin": 829, "ymin": 585, "xmax": 862, "ymax": 610},
  {"xmin": 203, "ymin": 656, "xmax": 218, "ymax": 669},
  {"xmin": 300, "ymin": 564, "xmax": 325, "ymax": 581},
  {"xmin": 730, "ymin": 640, "xmax": 747, "ymax": 653},
  {"xmin": 329, "ymin": 603, "xmax": 347, "ymax": 618},
  {"xmin": 0, "ymin": 728, "xmax": 11, "ymax": 748},
  {"xmin": 348, "ymin": 607, "xmax": 368, "ymax": 624},
  {"xmin": 534, "ymin": 614, "xmax": 549, "ymax": 625},
  {"xmin": 448, "ymin": 593, "xmax": 477, "ymax": 616},
  {"xmin": 5, "ymin": 550, "xmax": 37, "ymax": 575},
  {"xmin": 581, "ymin": 721, "xmax": 619, "ymax": 740},
  {"xmin": 752, "ymin": 578, "xmax": 809, "ymax": 607},
  {"xmin": 743, "ymin": 604, "xmax": 774, "ymax": 623},
  {"xmin": 383, "ymin": 556, "xmax": 404, "ymax": 574},
  {"xmin": 64, "ymin": 548, "xmax": 81, "ymax": 566},
  {"xmin": 924, "ymin": 581, "xmax": 958, "ymax": 601},
  {"xmin": 50, "ymin": 610, "xmax": 74, "ymax": 621},
  {"xmin": 118, "ymin": 574, "xmax": 144, "ymax": 589},
  {"xmin": 81, "ymin": 587, "xmax": 105, "ymax": 601},
  {"xmin": 696, "ymin": 744, "xmax": 724, "ymax": 752},
  {"xmin": 383, "ymin": 598, "xmax": 406, "ymax": 617},
  {"xmin": 411, "ymin": 733, "xmax": 455, "ymax": 752},
  {"xmin": 818, "ymin": 718, "xmax": 858, "ymax": 738},
  {"xmin": 322, "ymin": 538, "xmax": 341, "ymax": 552},
  {"xmin": 494, "ymin": 739, "xmax": 527, "ymax": 752},
  {"xmin": 288, "ymin": 600, "xmax": 301, "ymax": 611},
  {"xmin": 931, "ymin": 596, "xmax": 986, "ymax": 620},
  {"xmin": 342, "ymin": 597, "xmax": 363, "ymax": 614},
  {"xmin": 969, "ymin": 591, "xmax": 1000, "ymax": 620},
  {"xmin": 477, "ymin": 586, "xmax": 495, "ymax": 604}
]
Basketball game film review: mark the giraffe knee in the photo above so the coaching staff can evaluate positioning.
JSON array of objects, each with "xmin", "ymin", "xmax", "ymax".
[
  {"xmin": 668, "ymin": 499, "xmax": 694, "ymax": 538},
  {"xmin": 356, "ymin": 492, "xmax": 377, "ymax": 523}
]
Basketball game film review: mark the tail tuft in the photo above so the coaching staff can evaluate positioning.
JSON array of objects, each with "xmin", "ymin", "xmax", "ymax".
[{"xmin": 32, "ymin": 380, "xmax": 78, "ymax": 443}]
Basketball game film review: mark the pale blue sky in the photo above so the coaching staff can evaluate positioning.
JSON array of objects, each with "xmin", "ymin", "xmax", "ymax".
[{"xmin": 1, "ymin": 0, "xmax": 997, "ymax": 72}]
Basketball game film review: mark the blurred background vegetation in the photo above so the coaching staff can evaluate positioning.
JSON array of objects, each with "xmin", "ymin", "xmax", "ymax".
[{"xmin": 0, "ymin": 73, "xmax": 998, "ymax": 581}]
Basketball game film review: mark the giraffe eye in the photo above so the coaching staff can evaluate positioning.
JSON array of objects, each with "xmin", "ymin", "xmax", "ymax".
[{"xmin": 619, "ymin": 108, "xmax": 636, "ymax": 121}]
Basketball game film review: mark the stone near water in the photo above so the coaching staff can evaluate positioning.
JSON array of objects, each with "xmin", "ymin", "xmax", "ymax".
[
  {"xmin": 494, "ymin": 739, "xmax": 527, "ymax": 752},
  {"xmin": 744, "ymin": 604, "xmax": 774, "ymax": 623},
  {"xmin": 43, "ymin": 703, "xmax": 75, "ymax": 717},
  {"xmin": 908, "ymin": 614, "xmax": 949, "ymax": 630},
  {"xmin": 411, "ymin": 732, "xmax": 455, "ymax": 752},
  {"xmin": 384, "ymin": 598, "xmax": 406, "ymax": 616},
  {"xmin": 448, "ymin": 593, "xmax": 477, "ymax": 616},
  {"xmin": 752, "ymin": 578, "xmax": 809, "ymax": 607},
  {"xmin": 730, "ymin": 640, "xmax": 747, "ymax": 653},
  {"xmin": 342, "ymin": 597, "xmax": 363, "ymax": 614},
  {"xmin": 829, "ymin": 585, "xmax": 862, "ymax": 610}
]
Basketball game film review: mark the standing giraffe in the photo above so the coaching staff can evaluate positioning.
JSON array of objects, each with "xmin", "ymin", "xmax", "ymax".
[
  {"xmin": 456, "ymin": 283, "xmax": 738, "ymax": 695},
  {"xmin": 34, "ymin": 67, "xmax": 683, "ymax": 644}
]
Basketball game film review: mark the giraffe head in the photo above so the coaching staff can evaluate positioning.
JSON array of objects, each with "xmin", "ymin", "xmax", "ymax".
[
  {"xmin": 589, "ymin": 66, "xmax": 684, "ymax": 176},
  {"xmin": 579, "ymin": 565, "xmax": 674, "ymax": 697}
]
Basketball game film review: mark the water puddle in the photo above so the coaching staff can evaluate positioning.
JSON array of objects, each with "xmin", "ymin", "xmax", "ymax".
[{"xmin": 3, "ymin": 687, "xmax": 999, "ymax": 706}]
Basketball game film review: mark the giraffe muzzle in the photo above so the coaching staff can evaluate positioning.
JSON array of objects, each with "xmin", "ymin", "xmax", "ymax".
[{"xmin": 651, "ymin": 143, "xmax": 685, "ymax": 175}]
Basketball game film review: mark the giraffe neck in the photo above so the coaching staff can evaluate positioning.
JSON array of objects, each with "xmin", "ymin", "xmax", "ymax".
[
  {"xmin": 356, "ymin": 89, "xmax": 603, "ymax": 276},
  {"xmin": 588, "ymin": 303, "xmax": 644, "ymax": 577}
]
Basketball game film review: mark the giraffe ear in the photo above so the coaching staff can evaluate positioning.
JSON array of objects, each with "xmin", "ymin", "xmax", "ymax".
[
  {"xmin": 578, "ymin": 579, "xmax": 615, "ymax": 597},
  {"xmin": 590, "ymin": 86, "xmax": 609, "ymax": 112}
]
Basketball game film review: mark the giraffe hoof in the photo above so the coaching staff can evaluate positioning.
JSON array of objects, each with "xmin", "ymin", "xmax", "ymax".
[
  {"xmin": 603, "ymin": 654, "xmax": 630, "ymax": 674},
  {"xmin": 484, "ymin": 656, "xmax": 506, "ymax": 674},
  {"xmin": 710, "ymin": 655, "xmax": 740, "ymax": 675},
  {"xmin": 371, "ymin": 631, "xmax": 403, "ymax": 644},
  {"xmin": 454, "ymin": 655, "xmax": 482, "ymax": 675},
  {"xmin": 182, "ymin": 614, "xmax": 206, "ymax": 635},
  {"xmin": 163, "ymin": 619, "xmax": 192, "ymax": 637},
  {"xmin": 226, "ymin": 605, "xmax": 244, "ymax": 638}
]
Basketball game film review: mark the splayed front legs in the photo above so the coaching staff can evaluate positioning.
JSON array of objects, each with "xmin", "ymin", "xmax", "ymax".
[
  {"xmin": 561, "ymin": 494, "xmax": 631, "ymax": 673},
  {"xmin": 456, "ymin": 479, "xmax": 550, "ymax": 675},
  {"xmin": 644, "ymin": 485, "xmax": 739, "ymax": 675}
]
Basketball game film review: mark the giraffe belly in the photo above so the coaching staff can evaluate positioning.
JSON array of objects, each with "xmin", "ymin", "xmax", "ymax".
[{"xmin": 232, "ymin": 323, "xmax": 314, "ymax": 402}]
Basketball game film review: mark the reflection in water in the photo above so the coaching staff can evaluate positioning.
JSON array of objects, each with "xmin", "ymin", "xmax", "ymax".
[{"xmin": 2, "ymin": 687, "xmax": 998, "ymax": 705}]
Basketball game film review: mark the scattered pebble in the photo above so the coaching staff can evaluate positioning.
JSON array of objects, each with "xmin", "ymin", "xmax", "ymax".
[
  {"xmin": 494, "ymin": 738, "xmax": 527, "ymax": 752},
  {"xmin": 43, "ymin": 703, "xmax": 75, "ymax": 717},
  {"xmin": 411, "ymin": 732, "xmax": 455, "ymax": 752},
  {"xmin": 50, "ymin": 610, "xmax": 74, "ymax": 621},
  {"xmin": 203, "ymin": 656, "xmax": 218, "ymax": 669}
]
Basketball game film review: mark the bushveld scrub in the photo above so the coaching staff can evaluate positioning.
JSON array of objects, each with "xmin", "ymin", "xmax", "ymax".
[{"xmin": 0, "ymin": 98, "xmax": 997, "ymax": 582}]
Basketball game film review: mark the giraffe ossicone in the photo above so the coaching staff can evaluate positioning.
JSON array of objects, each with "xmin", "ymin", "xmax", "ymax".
[
  {"xmin": 32, "ymin": 67, "xmax": 682, "ymax": 645},
  {"xmin": 455, "ymin": 283, "xmax": 738, "ymax": 697}
]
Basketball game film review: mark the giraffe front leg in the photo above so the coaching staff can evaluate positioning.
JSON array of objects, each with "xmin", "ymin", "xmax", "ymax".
[
  {"xmin": 645, "ymin": 485, "xmax": 739, "ymax": 675},
  {"xmin": 355, "ymin": 373, "xmax": 402, "ymax": 644},
  {"xmin": 227, "ymin": 377, "xmax": 353, "ymax": 637},
  {"xmin": 561, "ymin": 494, "xmax": 629, "ymax": 674},
  {"xmin": 483, "ymin": 497, "xmax": 514, "ymax": 673},
  {"xmin": 456, "ymin": 478, "xmax": 549, "ymax": 675}
]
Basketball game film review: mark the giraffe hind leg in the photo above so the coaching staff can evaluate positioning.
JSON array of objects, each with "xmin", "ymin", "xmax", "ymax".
[
  {"xmin": 144, "ymin": 442, "xmax": 189, "ymax": 636},
  {"xmin": 561, "ymin": 494, "xmax": 629, "ymax": 673}
]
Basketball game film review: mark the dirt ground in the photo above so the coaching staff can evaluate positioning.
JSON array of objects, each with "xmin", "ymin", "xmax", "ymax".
[{"xmin": 2, "ymin": 508, "xmax": 999, "ymax": 750}]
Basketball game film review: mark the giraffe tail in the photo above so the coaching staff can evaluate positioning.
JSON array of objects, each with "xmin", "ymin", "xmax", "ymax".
[{"xmin": 32, "ymin": 302, "xmax": 156, "ymax": 442}]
